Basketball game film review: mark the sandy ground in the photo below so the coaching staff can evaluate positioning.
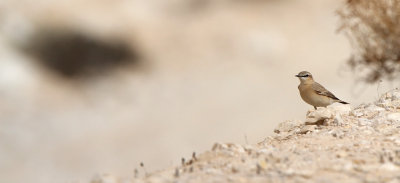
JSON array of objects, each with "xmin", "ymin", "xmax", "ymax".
[
  {"xmin": 0, "ymin": 0, "xmax": 399, "ymax": 182},
  {"xmin": 120, "ymin": 89, "xmax": 400, "ymax": 183}
]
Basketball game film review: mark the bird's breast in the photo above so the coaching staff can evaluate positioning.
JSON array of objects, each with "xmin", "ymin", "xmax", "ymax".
[{"xmin": 298, "ymin": 84, "xmax": 333, "ymax": 107}]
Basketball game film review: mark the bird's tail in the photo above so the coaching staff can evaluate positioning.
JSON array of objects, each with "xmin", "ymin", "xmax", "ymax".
[{"xmin": 339, "ymin": 100, "xmax": 349, "ymax": 104}]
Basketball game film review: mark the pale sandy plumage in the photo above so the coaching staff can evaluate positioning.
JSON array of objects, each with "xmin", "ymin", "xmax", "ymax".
[{"xmin": 296, "ymin": 71, "xmax": 348, "ymax": 109}]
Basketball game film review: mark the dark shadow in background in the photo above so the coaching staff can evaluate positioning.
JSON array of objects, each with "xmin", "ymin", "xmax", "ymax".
[{"xmin": 25, "ymin": 28, "xmax": 141, "ymax": 79}]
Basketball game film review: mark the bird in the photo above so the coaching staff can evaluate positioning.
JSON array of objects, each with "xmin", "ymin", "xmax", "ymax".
[{"xmin": 295, "ymin": 71, "xmax": 348, "ymax": 109}]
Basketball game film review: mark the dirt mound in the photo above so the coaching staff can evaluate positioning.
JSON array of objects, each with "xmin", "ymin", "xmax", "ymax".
[{"xmin": 92, "ymin": 89, "xmax": 400, "ymax": 183}]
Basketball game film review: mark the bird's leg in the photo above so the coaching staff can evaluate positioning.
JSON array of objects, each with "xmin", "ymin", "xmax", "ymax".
[{"xmin": 314, "ymin": 106, "xmax": 317, "ymax": 110}]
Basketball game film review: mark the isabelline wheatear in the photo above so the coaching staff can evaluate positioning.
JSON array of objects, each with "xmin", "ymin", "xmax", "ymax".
[{"xmin": 295, "ymin": 71, "xmax": 348, "ymax": 109}]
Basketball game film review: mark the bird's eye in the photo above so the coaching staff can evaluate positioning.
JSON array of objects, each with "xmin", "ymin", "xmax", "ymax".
[{"xmin": 303, "ymin": 74, "xmax": 309, "ymax": 77}]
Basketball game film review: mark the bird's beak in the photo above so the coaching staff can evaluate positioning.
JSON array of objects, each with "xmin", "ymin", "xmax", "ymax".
[{"xmin": 295, "ymin": 75, "xmax": 300, "ymax": 77}]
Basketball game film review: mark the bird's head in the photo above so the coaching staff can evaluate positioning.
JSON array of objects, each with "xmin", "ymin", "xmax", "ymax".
[{"xmin": 295, "ymin": 71, "xmax": 313, "ymax": 83}]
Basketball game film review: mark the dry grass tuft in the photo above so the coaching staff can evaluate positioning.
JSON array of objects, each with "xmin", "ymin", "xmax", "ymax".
[{"xmin": 338, "ymin": 0, "xmax": 400, "ymax": 83}]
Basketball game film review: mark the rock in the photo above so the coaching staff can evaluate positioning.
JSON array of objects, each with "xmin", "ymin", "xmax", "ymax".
[
  {"xmin": 327, "ymin": 103, "xmax": 352, "ymax": 115},
  {"xmin": 391, "ymin": 89, "xmax": 400, "ymax": 100},
  {"xmin": 333, "ymin": 114, "xmax": 344, "ymax": 125},
  {"xmin": 387, "ymin": 113, "xmax": 400, "ymax": 122},
  {"xmin": 329, "ymin": 129, "xmax": 345, "ymax": 138},
  {"xmin": 298, "ymin": 125, "xmax": 316, "ymax": 134},
  {"xmin": 274, "ymin": 120, "xmax": 302, "ymax": 134},
  {"xmin": 357, "ymin": 118, "xmax": 371, "ymax": 126},
  {"xmin": 335, "ymin": 150, "xmax": 348, "ymax": 158},
  {"xmin": 310, "ymin": 107, "xmax": 333, "ymax": 119},
  {"xmin": 305, "ymin": 108, "xmax": 333, "ymax": 124},
  {"xmin": 351, "ymin": 109, "xmax": 364, "ymax": 117},
  {"xmin": 379, "ymin": 163, "xmax": 400, "ymax": 172},
  {"xmin": 365, "ymin": 104, "xmax": 385, "ymax": 112}
]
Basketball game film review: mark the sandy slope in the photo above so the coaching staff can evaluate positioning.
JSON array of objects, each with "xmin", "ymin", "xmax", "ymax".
[{"xmin": 92, "ymin": 89, "xmax": 400, "ymax": 182}]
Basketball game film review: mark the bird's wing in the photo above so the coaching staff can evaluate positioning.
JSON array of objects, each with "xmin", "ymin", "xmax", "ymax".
[{"xmin": 312, "ymin": 82, "xmax": 340, "ymax": 100}]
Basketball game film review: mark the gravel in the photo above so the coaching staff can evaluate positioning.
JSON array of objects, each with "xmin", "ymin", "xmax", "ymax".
[{"xmin": 92, "ymin": 89, "xmax": 400, "ymax": 183}]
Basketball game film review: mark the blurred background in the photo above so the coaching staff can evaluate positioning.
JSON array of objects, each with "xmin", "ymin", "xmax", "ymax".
[{"xmin": 0, "ymin": 0, "xmax": 398, "ymax": 182}]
